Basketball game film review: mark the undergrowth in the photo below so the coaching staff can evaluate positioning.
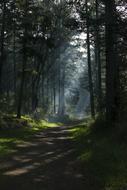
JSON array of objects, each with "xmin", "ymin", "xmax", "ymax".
[
  {"xmin": 70, "ymin": 117, "xmax": 127, "ymax": 190},
  {"xmin": 0, "ymin": 114, "xmax": 60, "ymax": 157}
]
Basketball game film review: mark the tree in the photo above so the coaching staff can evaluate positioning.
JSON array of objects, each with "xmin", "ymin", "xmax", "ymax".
[
  {"xmin": 105, "ymin": 0, "xmax": 119, "ymax": 122},
  {"xmin": 0, "ymin": 1, "xmax": 6, "ymax": 93},
  {"xmin": 86, "ymin": 0, "xmax": 95, "ymax": 118},
  {"xmin": 17, "ymin": 0, "xmax": 29, "ymax": 118}
]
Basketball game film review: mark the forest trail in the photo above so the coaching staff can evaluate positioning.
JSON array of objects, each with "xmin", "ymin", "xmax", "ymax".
[{"xmin": 0, "ymin": 125, "xmax": 86, "ymax": 190}]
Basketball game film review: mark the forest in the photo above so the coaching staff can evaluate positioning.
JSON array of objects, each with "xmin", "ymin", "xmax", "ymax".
[{"xmin": 0, "ymin": 0, "xmax": 127, "ymax": 190}]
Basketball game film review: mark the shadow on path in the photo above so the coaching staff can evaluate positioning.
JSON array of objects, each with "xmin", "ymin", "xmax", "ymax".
[{"xmin": 0, "ymin": 125, "xmax": 86, "ymax": 190}]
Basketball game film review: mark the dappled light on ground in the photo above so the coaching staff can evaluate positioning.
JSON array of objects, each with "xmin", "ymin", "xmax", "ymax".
[{"xmin": 0, "ymin": 125, "xmax": 85, "ymax": 190}]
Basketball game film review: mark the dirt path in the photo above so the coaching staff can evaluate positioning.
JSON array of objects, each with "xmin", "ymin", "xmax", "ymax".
[{"xmin": 0, "ymin": 125, "xmax": 86, "ymax": 190}]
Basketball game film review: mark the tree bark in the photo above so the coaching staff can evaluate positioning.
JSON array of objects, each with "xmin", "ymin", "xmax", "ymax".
[
  {"xmin": 86, "ymin": 0, "xmax": 95, "ymax": 118},
  {"xmin": 105, "ymin": 0, "xmax": 119, "ymax": 122}
]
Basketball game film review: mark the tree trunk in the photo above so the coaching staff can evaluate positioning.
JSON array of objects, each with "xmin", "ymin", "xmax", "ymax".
[
  {"xmin": 53, "ymin": 79, "xmax": 56, "ymax": 114},
  {"xmin": 17, "ymin": 0, "xmax": 28, "ymax": 118},
  {"xmin": 13, "ymin": 16, "xmax": 17, "ymax": 107},
  {"xmin": 105, "ymin": 0, "xmax": 119, "ymax": 122},
  {"xmin": 95, "ymin": 0, "xmax": 102, "ymax": 112},
  {"xmin": 58, "ymin": 60, "xmax": 61, "ymax": 114},
  {"xmin": 17, "ymin": 37, "xmax": 27, "ymax": 118},
  {"xmin": 58, "ymin": 62, "xmax": 65, "ymax": 116},
  {"xmin": 86, "ymin": 0, "xmax": 95, "ymax": 118},
  {"xmin": 0, "ymin": 1, "xmax": 6, "ymax": 94},
  {"xmin": 42, "ymin": 75, "xmax": 44, "ymax": 107}
]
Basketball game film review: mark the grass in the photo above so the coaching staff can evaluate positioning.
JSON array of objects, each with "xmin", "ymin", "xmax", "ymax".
[
  {"xmin": 0, "ymin": 115, "xmax": 60, "ymax": 157},
  {"xmin": 70, "ymin": 118, "xmax": 127, "ymax": 190}
]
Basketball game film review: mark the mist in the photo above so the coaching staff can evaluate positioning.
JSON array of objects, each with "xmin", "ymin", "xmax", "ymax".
[{"xmin": 44, "ymin": 31, "xmax": 91, "ymax": 120}]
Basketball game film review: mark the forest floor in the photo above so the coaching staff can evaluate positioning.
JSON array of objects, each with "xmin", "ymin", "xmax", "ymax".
[
  {"xmin": 0, "ymin": 122, "xmax": 86, "ymax": 190},
  {"xmin": 0, "ymin": 118, "xmax": 127, "ymax": 190}
]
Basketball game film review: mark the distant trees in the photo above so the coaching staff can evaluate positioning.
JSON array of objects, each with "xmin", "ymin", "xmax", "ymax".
[{"xmin": 0, "ymin": 0, "xmax": 127, "ymax": 123}]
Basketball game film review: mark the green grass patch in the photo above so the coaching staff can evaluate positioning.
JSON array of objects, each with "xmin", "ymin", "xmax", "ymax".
[
  {"xmin": 70, "ymin": 118, "xmax": 127, "ymax": 190},
  {"xmin": 0, "ymin": 115, "xmax": 60, "ymax": 158}
]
